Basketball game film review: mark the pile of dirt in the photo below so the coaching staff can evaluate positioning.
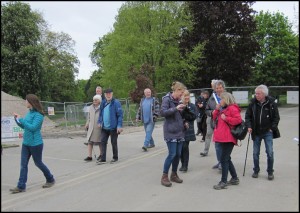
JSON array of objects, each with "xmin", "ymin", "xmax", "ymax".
[{"xmin": 1, "ymin": 91, "xmax": 57, "ymax": 131}]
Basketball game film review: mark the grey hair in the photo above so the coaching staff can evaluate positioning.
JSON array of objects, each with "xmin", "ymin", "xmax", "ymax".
[
  {"xmin": 215, "ymin": 80, "xmax": 226, "ymax": 89},
  {"xmin": 255, "ymin": 85, "xmax": 268, "ymax": 96},
  {"xmin": 211, "ymin": 79, "xmax": 218, "ymax": 89},
  {"xmin": 96, "ymin": 86, "xmax": 102, "ymax": 90},
  {"xmin": 220, "ymin": 92, "xmax": 236, "ymax": 105}
]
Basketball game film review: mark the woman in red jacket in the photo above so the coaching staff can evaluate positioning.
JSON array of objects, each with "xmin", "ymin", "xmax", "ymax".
[{"xmin": 212, "ymin": 92, "xmax": 242, "ymax": 190}]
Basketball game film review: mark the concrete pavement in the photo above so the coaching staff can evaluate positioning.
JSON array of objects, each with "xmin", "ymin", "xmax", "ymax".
[{"xmin": 1, "ymin": 106, "xmax": 299, "ymax": 211}]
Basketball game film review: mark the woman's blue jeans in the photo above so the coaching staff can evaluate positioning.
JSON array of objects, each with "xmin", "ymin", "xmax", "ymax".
[
  {"xmin": 163, "ymin": 141, "xmax": 183, "ymax": 174},
  {"xmin": 253, "ymin": 131, "xmax": 274, "ymax": 174},
  {"xmin": 143, "ymin": 122, "xmax": 155, "ymax": 147},
  {"xmin": 17, "ymin": 144, "xmax": 54, "ymax": 190}
]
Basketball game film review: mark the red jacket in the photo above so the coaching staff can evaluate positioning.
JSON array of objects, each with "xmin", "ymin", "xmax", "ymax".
[{"xmin": 212, "ymin": 104, "xmax": 242, "ymax": 145}]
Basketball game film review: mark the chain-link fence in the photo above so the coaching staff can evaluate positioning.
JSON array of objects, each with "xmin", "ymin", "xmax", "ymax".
[{"xmin": 1, "ymin": 86, "xmax": 298, "ymax": 136}]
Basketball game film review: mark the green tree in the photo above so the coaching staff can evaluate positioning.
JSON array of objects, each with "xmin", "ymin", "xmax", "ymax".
[
  {"xmin": 73, "ymin": 79, "xmax": 88, "ymax": 102},
  {"xmin": 85, "ymin": 70, "xmax": 103, "ymax": 102},
  {"xmin": 91, "ymin": 1, "xmax": 195, "ymax": 97},
  {"xmin": 1, "ymin": 1, "xmax": 45, "ymax": 98},
  {"xmin": 42, "ymin": 31, "xmax": 80, "ymax": 102},
  {"xmin": 180, "ymin": 1, "xmax": 259, "ymax": 87},
  {"xmin": 251, "ymin": 11, "xmax": 299, "ymax": 86}
]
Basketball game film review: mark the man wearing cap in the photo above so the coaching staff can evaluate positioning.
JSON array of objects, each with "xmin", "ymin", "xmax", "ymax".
[{"xmin": 97, "ymin": 88, "xmax": 123, "ymax": 164}]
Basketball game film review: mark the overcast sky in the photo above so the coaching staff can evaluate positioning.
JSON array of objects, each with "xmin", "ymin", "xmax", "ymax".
[{"xmin": 22, "ymin": 1, "xmax": 299, "ymax": 80}]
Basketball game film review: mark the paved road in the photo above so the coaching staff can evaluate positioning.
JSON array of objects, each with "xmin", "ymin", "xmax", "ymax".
[{"xmin": 1, "ymin": 107, "xmax": 299, "ymax": 211}]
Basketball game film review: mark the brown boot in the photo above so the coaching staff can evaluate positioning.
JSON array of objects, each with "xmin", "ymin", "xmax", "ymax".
[
  {"xmin": 161, "ymin": 173, "xmax": 172, "ymax": 187},
  {"xmin": 170, "ymin": 172, "xmax": 183, "ymax": 183}
]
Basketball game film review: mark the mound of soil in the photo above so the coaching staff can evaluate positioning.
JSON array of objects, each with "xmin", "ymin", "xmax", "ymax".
[{"xmin": 1, "ymin": 91, "xmax": 57, "ymax": 132}]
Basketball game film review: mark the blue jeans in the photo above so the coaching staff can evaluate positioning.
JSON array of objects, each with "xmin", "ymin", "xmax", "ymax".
[
  {"xmin": 253, "ymin": 131, "xmax": 274, "ymax": 174},
  {"xmin": 219, "ymin": 142, "xmax": 238, "ymax": 183},
  {"xmin": 18, "ymin": 144, "xmax": 54, "ymax": 190},
  {"xmin": 163, "ymin": 141, "xmax": 183, "ymax": 174},
  {"xmin": 215, "ymin": 142, "xmax": 222, "ymax": 164},
  {"xmin": 143, "ymin": 122, "xmax": 155, "ymax": 147}
]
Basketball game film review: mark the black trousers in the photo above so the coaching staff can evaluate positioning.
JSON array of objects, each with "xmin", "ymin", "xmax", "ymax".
[
  {"xmin": 100, "ymin": 128, "xmax": 119, "ymax": 161},
  {"xmin": 180, "ymin": 141, "xmax": 190, "ymax": 168}
]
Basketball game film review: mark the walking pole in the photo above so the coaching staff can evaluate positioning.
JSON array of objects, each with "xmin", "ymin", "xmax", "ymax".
[
  {"xmin": 92, "ymin": 144, "xmax": 97, "ymax": 160},
  {"xmin": 243, "ymin": 134, "xmax": 251, "ymax": 176}
]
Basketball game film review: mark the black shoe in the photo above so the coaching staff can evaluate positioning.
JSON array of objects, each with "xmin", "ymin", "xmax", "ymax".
[
  {"xmin": 84, "ymin": 156, "xmax": 92, "ymax": 161},
  {"xmin": 84, "ymin": 142, "xmax": 88, "ymax": 146},
  {"xmin": 179, "ymin": 167, "xmax": 188, "ymax": 172},
  {"xmin": 227, "ymin": 178, "xmax": 240, "ymax": 185},
  {"xmin": 212, "ymin": 163, "xmax": 219, "ymax": 169},
  {"xmin": 97, "ymin": 155, "xmax": 102, "ymax": 161},
  {"xmin": 142, "ymin": 146, "xmax": 148, "ymax": 152},
  {"xmin": 252, "ymin": 172, "xmax": 259, "ymax": 178},
  {"xmin": 200, "ymin": 152, "xmax": 207, "ymax": 157},
  {"xmin": 213, "ymin": 181, "xmax": 227, "ymax": 190},
  {"xmin": 148, "ymin": 144, "xmax": 155, "ymax": 148},
  {"xmin": 42, "ymin": 180, "xmax": 55, "ymax": 188},
  {"xmin": 268, "ymin": 173, "xmax": 274, "ymax": 180},
  {"xmin": 10, "ymin": 187, "xmax": 26, "ymax": 193},
  {"xmin": 96, "ymin": 160, "xmax": 106, "ymax": 165},
  {"xmin": 110, "ymin": 159, "xmax": 118, "ymax": 164}
]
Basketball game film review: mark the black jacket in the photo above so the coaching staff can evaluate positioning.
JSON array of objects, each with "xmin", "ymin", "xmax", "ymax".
[
  {"xmin": 245, "ymin": 96, "xmax": 280, "ymax": 139},
  {"xmin": 182, "ymin": 103, "xmax": 197, "ymax": 141}
]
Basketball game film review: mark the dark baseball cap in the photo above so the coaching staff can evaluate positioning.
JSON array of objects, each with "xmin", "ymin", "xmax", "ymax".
[{"xmin": 104, "ymin": 88, "xmax": 113, "ymax": 93}]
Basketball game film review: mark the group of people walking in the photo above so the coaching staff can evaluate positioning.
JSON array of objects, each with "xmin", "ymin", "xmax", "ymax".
[{"xmin": 9, "ymin": 81, "xmax": 280, "ymax": 193}]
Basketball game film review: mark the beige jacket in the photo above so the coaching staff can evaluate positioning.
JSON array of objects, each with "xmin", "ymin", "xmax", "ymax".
[{"xmin": 86, "ymin": 104, "xmax": 101, "ymax": 142}]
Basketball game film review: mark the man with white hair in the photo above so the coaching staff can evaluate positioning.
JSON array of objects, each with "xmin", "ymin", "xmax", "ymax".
[
  {"xmin": 245, "ymin": 84, "xmax": 280, "ymax": 180},
  {"xmin": 136, "ymin": 88, "xmax": 160, "ymax": 152}
]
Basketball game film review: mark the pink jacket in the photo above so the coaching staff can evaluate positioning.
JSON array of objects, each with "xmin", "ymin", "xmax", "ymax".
[{"xmin": 212, "ymin": 104, "xmax": 242, "ymax": 145}]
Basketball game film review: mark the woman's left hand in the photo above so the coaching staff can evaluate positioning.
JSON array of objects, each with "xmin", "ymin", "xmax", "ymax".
[
  {"xmin": 220, "ymin": 113, "xmax": 226, "ymax": 120},
  {"xmin": 184, "ymin": 122, "xmax": 189, "ymax": 129},
  {"xmin": 13, "ymin": 113, "xmax": 20, "ymax": 119}
]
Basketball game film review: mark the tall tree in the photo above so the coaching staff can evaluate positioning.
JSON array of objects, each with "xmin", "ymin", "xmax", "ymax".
[
  {"xmin": 42, "ymin": 31, "xmax": 80, "ymax": 102},
  {"xmin": 251, "ymin": 11, "xmax": 299, "ymax": 86},
  {"xmin": 90, "ymin": 1, "xmax": 196, "ymax": 97},
  {"xmin": 1, "ymin": 1, "xmax": 45, "ymax": 98},
  {"xmin": 181, "ymin": 1, "xmax": 259, "ymax": 87},
  {"xmin": 85, "ymin": 69, "xmax": 103, "ymax": 102}
]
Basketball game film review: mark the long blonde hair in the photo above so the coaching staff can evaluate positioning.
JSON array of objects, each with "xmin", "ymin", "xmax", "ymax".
[{"xmin": 220, "ymin": 92, "xmax": 236, "ymax": 106}]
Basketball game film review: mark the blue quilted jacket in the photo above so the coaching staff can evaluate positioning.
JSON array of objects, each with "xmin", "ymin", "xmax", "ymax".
[{"xmin": 15, "ymin": 109, "xmax": 44, "ymax": 146}]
